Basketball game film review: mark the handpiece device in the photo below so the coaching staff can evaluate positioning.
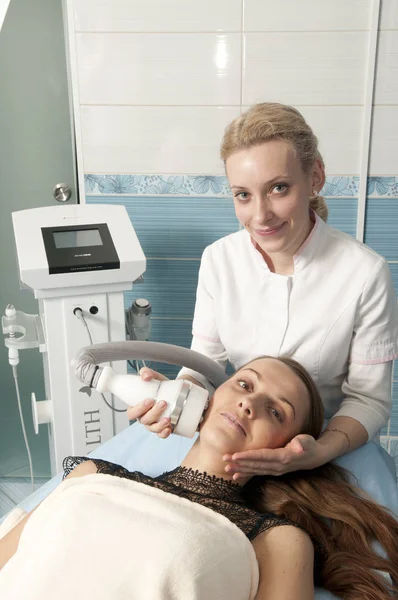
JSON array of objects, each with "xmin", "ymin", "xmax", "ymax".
[
  {"xmin": 96, "ymin": 367, "xmax": 209, "ymax": 437},
  {"xmin": 73, "ymin": 341, "xmax": 228, "ymax": 439}
]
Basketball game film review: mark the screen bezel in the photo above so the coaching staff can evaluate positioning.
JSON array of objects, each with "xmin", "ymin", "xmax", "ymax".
[{"xmin": 41, "ymin": 223, "xmax": 120, "ymax": 274}]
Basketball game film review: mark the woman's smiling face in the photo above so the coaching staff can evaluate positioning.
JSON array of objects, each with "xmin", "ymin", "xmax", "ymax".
[
  {"xmin": 226, "ymin": 139, "xmax": 324, "ymax": 262},
  {"xmin": 199, "ymin": 357, "xmax": 311, "ymax": 456}
]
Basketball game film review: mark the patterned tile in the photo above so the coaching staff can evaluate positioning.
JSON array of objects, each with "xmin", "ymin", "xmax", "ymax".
[{"xmin": 85, "ymin": 175, "xmax": 398, "ymax": 198}]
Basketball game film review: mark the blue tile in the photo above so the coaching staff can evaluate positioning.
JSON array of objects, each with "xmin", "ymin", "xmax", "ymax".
[
  {"xmin": 389, "ymin": 439, "xmax": 398, "ymax": 475},
  {"xmin": 389, "ymin": 263, "xmax": 398, "ymax": 296},
  {"xmin": 136, "ymin": 317, "xmax": 193, "ymax": 379},
  {"xmin": 87, "ymin": 196, "xmax": 239, "ymax": 259},
  {"xmin": 325, "ymin": 198, "xmax": 357, "ymax": 237},
  {"xmin": 125, "ymin": 259, "xmax": 199, "ymax": 319},
  {"xmin": 393, "ymin": 359, "xmax": 398, "ymax": 382},
  {"xmin": 390, "ymin": 382, "xmax": 398, "ymax": 436},
  {"xmin": 364, "ymin": 199, "xmax": 398, "ymax": 261}
]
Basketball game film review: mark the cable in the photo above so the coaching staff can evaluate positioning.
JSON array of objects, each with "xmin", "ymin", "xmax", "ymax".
[
  {"xmin": 128, "ymin": 360, "xmax": 138, "ymax": 372},
  {"xmin": 74, "ymin": 308, "xmax": 93, "ymax": 345},
  {"xmin": 12, "ymin": 366, "xmax": 35, "ymax": 492},
  {"xmin": 74, "ymin": 308, "xmax": 127, "ymax": 413}
]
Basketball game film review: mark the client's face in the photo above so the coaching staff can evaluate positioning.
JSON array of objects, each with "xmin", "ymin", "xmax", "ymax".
[{"xmin": 199, "ymin": 358, "xmax": 311, "ymax": 456}]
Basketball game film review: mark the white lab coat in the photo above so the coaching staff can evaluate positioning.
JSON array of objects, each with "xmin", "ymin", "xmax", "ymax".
[{"xmin": 179, "ymin": 214, "xmax": 398, "ymax": 439}]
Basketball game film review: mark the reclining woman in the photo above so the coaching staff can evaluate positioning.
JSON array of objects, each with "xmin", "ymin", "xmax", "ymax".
[{"xmin": 0, "ymin": 356, "xmax": 397, "ymax": 600}]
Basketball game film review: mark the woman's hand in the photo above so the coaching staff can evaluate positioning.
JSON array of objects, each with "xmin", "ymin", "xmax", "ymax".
[
  {"xmin": 222, "ymin": 434, "xmax": 328, "ymax": 480},
  {"xmin": 126, "ymin": 368, "xmax": 172, "ymax": 438}
]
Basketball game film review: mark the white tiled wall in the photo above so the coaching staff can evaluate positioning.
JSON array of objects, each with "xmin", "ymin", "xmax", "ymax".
[
  {"xmin": 371, "ymin": 11, "xmax": 398, "ymax": 175},
  {"xmin": 65, "ymin": 0, "xmax": 398, "ymax": 468},
  {"xmin": 73, "ymin": 0, "xmax": 242, "ymax": 33},
  {"xmin": 243, "ymin": 32, "xmax": 368, "ymax": 106},
  {"xmin": 69, "ymin": 0, "xmax": 398, "ymax": 177},
  {"xmin": 81, "ymin": 105, "xmax": 239, "ymax": 174},
  {"xmin": 76, "ymin": 34, "xmax": 242, "ymax": 106},
  {"xmin": 244, "ymin": 0, "xmax": 371, "ymax": 31}
]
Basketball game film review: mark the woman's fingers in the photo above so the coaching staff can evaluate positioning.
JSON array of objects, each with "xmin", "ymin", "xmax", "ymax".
[
  {"xmin": 127, "ymin": 398, "xmax": 171, "ymax": 436},
  {"xmin": 126, "ymin": 398, "xmax": 155, "ymax": 421},
  {"xmin": 139, "ymin": 367, "xmax": 169, "ymax": 382}
]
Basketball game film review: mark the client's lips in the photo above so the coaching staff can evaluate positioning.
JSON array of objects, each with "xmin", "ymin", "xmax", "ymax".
[{"xmin": 221, "ymin": 412, "xmax": 246, "ymax": 436}]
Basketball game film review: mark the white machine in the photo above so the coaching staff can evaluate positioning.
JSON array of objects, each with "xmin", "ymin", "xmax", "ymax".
[{"xmin": 2, "ymin": 204, "xmax": 146, "ymax": 475}]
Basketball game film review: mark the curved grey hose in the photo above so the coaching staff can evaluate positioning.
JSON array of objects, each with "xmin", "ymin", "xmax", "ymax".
[{"xmin": 73, "ymin": 341, "xmax": 228, "ymax": 389}]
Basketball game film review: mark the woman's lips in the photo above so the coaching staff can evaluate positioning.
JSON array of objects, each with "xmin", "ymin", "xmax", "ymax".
[
  {"xmin": 221, "ymin": 413, "xmax": 246, "ymax": 436},
  {"xmin": 254, "ymin": 222, "xmax": 286, "ymax": 236}
]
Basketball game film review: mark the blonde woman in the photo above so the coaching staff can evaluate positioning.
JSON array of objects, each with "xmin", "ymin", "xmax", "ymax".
[{"xmin": 130, "ymin": 103, "xmax": 398, "ymax": 481}]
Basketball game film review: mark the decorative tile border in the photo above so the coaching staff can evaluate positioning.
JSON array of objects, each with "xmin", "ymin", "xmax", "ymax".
[
  {"xmin": 85, "ymin": 175, "xmax": 231, "ymax": 197},
  {"xmin": 85, "ymin": 174, "xmax": 398, "ymax": 197}
]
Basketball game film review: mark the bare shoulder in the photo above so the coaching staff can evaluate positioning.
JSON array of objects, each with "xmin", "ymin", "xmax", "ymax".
[
  {"xmin": 252, "ymin": 525, "xmax": 314, "ymax": 600},
  {"xmin": 64, "ymin": 460, "xmax": 98, "ymax": 480},
  {"xmin": 252, "ymin": 522, "xmax": 314, "ymax": 557}
]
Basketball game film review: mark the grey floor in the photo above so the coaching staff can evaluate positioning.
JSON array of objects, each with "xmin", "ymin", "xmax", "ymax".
[{"xmin": 0, "ymin": 478, "xmax": 50, "ymax": 519}]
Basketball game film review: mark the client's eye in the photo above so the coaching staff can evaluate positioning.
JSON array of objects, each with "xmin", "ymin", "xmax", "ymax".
[
  {"xmin": 237, "ymin": 379, "xmax": 251, "ymax": 391},
  {"xmin": 268, "ymin": 406, "xmax": 283, "ymax": 422}
]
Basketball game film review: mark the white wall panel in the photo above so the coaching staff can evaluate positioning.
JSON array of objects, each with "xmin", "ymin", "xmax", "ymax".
[
  {"xmin": 81, "ymin": 106, "xmax": 240, "ymax": 174},
  {"xmin": 241, "ymin": 105, "xmax": 362, "ymax": 174},
  {"xmin": 370, "ymin": 106, "xmax": 398, "ymax": 174},
  {"xmin": 379, "ymin": 0, "xmax": 398, "ymax": 30},
  {"xmin": 298, "ymin": 106, "xmax": 363, "ymax": 174},
  {"xmin": 73, "ymin": 0, "xmax": 242, "ymax": 32},
  {"xmin": 374, "ymin": 31, "xmax": 398, "ymax": 104},
  {"xmin": 76, "ymin": 33, "xmax": 241, "ymax": 105},
  {"xmin": 243, "ymin": 32, "xmax": 368, "ymax": 106},
  {"xmin": 244, "ymin": 0, "xmax": 371, "ymax": 32}
]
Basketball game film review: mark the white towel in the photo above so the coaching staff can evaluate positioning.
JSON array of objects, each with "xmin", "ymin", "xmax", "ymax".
[
  {"xmin": 0, "ymin": 474, "xmax": 259, "ymax": 599},
  {"xmin": 0, "ymin": 508, "xmax": 27, "ymax": 539}
]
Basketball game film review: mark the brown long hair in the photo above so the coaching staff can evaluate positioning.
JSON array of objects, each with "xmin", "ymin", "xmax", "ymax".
[
  {"xmin": 242, "ymin": 356, "xmax": 398, "ymax": 599},
  {"xmin": 220, "ymin": 103, "xmax": 329, "ymax": 221}
]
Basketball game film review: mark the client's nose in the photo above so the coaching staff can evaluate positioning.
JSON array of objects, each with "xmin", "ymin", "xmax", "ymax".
[{"xmin": 238, "ymin": 398, "xmax": 255, "ymax": 418}]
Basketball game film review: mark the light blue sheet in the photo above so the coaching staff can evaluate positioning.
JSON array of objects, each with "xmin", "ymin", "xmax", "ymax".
[{"xmin": 2, "ymin": 423, "xmax": 397, "ymax": 600}]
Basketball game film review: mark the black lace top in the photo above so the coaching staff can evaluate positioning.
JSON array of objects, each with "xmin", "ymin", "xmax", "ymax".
[{"xmin": 63, "ymin": 456, "xmax": 300, "ymax": 542}]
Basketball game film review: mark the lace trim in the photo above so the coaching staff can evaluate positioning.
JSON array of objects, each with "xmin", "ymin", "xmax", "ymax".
[
  {"xmin": 157, "ymin": 466, "xmax": 245, "ymax": 502},
  {"xmin": 62, "ymin": 457, "xmax": 308, "ymax": 543}
]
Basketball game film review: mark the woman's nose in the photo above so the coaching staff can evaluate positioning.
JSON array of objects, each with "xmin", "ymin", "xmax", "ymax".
[
  {"xmin": 238, "ymin": 398, "xmax": 256, "ymax": 418},
  {"xmin": 253, "ymin": 198, "xmax": 273, "ymax": 223}
]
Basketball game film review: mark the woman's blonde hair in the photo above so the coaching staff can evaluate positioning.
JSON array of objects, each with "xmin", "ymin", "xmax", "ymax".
[{"xmin": 221, "ymin": 103, "xmax": 328, "ymax": 221}]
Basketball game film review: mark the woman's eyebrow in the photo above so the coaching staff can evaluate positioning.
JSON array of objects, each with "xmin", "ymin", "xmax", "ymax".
[
  {"xmin": 240, "ymin": 368, "xmax": 296, "ymax": 420},
  {"xmin": 230, "ymin": 176, "xmax": 291, "ymax": 190}
]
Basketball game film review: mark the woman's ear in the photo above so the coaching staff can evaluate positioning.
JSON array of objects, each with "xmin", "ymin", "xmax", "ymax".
[{"xmin": 311, "ymin": 158, "xmax": 325, "ymax": 192}]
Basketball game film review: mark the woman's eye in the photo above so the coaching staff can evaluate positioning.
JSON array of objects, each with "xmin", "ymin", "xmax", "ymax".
[
  {"xmin": 272, "ymin": 184, "xmax": 288, "ymax": 194},
  {"xmin": 237, "ymin": 379, "xmax": 251, "ymax": 391},
  {"xmin": 269, "ymin": 406, "xmax": 283, "ymax": 422},
  {"xmin": 234, "ymin": 191, "xmax": 249, "ymax": 201}
]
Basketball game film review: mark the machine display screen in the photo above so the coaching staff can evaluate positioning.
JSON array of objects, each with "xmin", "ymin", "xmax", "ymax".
[
  {"xmin": 53, "ymin": 228, "xmax": 103, "ymax": 249},
  {"xmin": 42, "ymin": 222, "xmax": 119, "ymax": 274}
]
